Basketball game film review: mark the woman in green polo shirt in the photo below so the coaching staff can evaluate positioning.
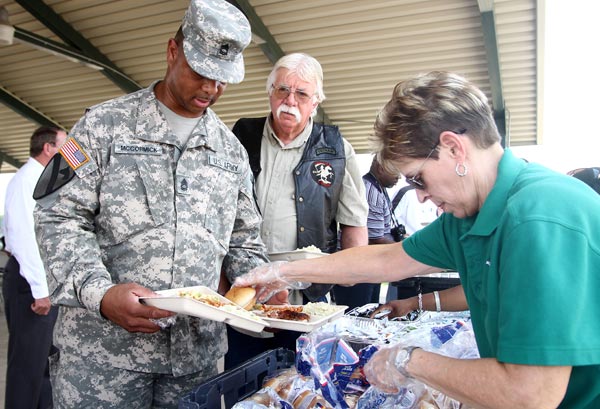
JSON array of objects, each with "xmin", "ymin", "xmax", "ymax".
[{"xmin": 235, "ymin": 71, "xmax": 600, "ymax": 408}]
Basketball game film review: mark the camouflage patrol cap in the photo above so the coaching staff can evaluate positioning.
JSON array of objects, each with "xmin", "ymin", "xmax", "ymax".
[{"xmin": 182, "ymin": 0, "xmax": 251, "ymax": 84}]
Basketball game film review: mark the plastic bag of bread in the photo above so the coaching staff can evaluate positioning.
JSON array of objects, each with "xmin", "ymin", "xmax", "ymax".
[
  {"xmin": 262, "ymin": 368, "xmax": 314, "ymax": 403},
  {"xmin": 296, "ymin": 331, "xmax": 360, "ymax": 407},
  {"xmin": 261, "ymin": 368, "xmax": 334, "ymax": 409},
  {"xmin": 232, "ymin": 386, "xmax": 292, "ymax": 409},
  {"xmin": 356, "ymin": 382, "xmax": 425, "ymax": 409},
  {"xmin": 356, "ymin": 382, "xmax": 464, "ymax": 409},
  {"xmin": 344, "ymin": 394, "xmax": 360, "ymax": 409},
  {"xmin": 292, "ymin": 390, "xmax": 334, "ymax": 409},
  {"xmin": 420, "ymin": 385, "xmax": 462, "ymax": 409}
]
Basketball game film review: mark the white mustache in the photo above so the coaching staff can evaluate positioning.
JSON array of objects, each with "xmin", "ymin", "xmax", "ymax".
[{"xmin": 276, "ymin": 104, "xmax": 301, "ymax": 123}]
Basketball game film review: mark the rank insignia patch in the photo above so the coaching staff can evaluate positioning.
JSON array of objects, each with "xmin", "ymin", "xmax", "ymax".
[
  {"xmin": 311, "ymin": 161, "xmax": 335, "ymax": 187},
  {"xmin": 60, "ymin": 137, "xmax": 90, "ymax": 170},
  {"xmin": 316, "ymin": 147, "xmax": 336, "ymax": 156}
]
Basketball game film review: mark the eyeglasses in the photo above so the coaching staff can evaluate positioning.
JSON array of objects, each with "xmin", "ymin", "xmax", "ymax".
[
  {"xmin": 405, "ymin": 129, "xmax": 466, "ymax": 190},
  {"xmin": 405, "ymin": 142, "xmax": 439, "ymax": 190},
  {"xmin": 271, "ymin": 85, "xmax": 314, "ymax": 103}
]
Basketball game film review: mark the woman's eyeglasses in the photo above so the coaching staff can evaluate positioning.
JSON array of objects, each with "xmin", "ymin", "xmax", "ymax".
[
  {"xmin": 271, "ymin": 85, "xmax": 314, "ymax": 103},
  {"xmin": 405, "ymin": 129, "xmax": 466, "ymax": 190},
  {"xmin": 405, "ymin": 142, "xmax": 439, "ymax": 190}
]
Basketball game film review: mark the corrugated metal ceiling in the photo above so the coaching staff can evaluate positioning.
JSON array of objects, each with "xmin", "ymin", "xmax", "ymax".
[{"xmin": 0, "ymin": 0, "xmax": 539, "ymax": 173}]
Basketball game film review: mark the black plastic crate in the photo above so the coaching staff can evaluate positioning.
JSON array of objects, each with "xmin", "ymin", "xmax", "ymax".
[{"xmin": 179, "ymin": 348, "xmax": 295, "ymax": 409}]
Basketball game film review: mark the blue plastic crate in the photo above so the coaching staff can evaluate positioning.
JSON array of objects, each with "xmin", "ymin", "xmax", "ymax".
[{"xmin": 179, "ymin": 348, "xmax": 295, "ymax": 409}]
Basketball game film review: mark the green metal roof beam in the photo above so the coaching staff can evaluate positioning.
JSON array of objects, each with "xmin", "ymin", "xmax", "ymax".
[
  {"xmin": 14, "ymin": 0, "xmax": 140, "ymax": 94},
  {"xmin": 480, "ymin": 9, "xmax": 507, "ymax": 147},
  {"xmin": 14, "ymin": 26, "xmax": 107, "ymax": 71},
  {"xmin": 0, "ymin": 85, "xmax": 62, "ymax": 131},
  {"xmin": 0, "ymin": 150, "xmax": 24, "ymax": 170},
  {"xmin": 0, "ymin": 89, "xmax": 30, "ymax": 168},
  {"xmin": 226, "ymin": 0, "xmax": 284, "ymax": 64},
  {"xmin": 227, "ymin": 0, "xmax": 332, "ymax": 125}
]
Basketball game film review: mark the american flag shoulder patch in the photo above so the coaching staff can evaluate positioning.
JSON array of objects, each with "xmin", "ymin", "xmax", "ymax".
[{"xmin": 59, "ymin": 137, "xmax": 90, "ymax": 170}]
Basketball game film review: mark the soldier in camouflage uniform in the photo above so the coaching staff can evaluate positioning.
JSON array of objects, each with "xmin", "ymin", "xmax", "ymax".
[{"xmin": 32, "ymin": 0, "xmax": 268, "ymax": 407}]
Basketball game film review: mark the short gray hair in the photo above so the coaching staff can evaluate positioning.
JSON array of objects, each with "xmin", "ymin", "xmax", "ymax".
[
  {"xmin": 266, "ymin": 53, "xmax": 326, "ymax": 103},
  {"xmin": 372, "ymin": 71, "xmax": 500, "ymax": 170}
]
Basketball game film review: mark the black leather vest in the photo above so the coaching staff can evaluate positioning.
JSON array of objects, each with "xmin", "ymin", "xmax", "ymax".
[{"xmin": 232, "ymin": 117, "xmax": 346, "ymax": 254}]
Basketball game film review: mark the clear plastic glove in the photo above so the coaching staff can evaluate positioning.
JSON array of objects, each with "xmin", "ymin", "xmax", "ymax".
[
  {"xmin": 363, "ymin": 344, "xmax": 411, "ymax": 394},
  {"xmin": 233, "ymin": 261, "xmax": 310, "ymax": 303}
]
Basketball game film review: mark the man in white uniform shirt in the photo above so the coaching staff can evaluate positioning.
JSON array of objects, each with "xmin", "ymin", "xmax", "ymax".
[{"xmin": 2, "ymin": 126, "xmax": 66, "ymax": 409}]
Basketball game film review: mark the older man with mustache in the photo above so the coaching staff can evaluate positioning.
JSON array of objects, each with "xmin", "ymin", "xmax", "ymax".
[{"xmin": 226, "ymin": 53, "xmax": 369, "ymax": 369}]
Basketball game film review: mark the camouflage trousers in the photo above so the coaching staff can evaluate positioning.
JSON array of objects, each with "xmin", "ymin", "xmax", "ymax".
[{"xmin": 49, "ymin": 349, "xmax": 218, "ymax": 408}]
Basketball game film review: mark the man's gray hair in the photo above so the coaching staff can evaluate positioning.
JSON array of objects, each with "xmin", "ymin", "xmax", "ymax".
[{"xmin": 266, "ymin": 53, "xmax": 326, "ymax": 103}]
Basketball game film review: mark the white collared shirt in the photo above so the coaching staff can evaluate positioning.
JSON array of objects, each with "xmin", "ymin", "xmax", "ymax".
[{"xmin": 3, "ymin": 157, "xmax": 49, "ymax": 298}]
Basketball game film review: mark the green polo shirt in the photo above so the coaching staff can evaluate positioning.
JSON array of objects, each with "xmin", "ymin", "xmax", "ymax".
[{"xmin": 403, "ymin": 149, "xmax": 600, "ymax": 408}]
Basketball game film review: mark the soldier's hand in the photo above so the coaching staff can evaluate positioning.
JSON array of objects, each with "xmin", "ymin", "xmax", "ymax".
[
  {"xmin": 31, "ymin": 296, "xmax": 52, "ymax": 315},
  {"xmin": 264, "ymin": 290, "xmax": 289, "ymax": 305},
  {"xmin": 100, "ymin": 283, "xmax": 174, "ymax": 333}
]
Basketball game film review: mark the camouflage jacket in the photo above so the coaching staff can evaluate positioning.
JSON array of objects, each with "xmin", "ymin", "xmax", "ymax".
[{"xmin": 34, "ymin": 83, "xmax": 268, "ymax": 376}]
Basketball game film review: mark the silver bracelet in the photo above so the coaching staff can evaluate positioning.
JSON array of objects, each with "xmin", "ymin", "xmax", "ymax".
[{"xmin": 433, "ymin": 290, "xmax": 441, "ymax": 312}]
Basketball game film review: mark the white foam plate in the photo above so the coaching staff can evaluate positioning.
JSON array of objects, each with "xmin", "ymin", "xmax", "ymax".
[
  {"xmin": 268, "ymin": 249, "xmax": 328, "ymax": 262},
  {"xmin": 253, "ymin": 304, "xmax": 347, "ymax": 332},
  {"xmin": 139, "ymin": 285, "xmax": 268, "ymax": 333}
]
